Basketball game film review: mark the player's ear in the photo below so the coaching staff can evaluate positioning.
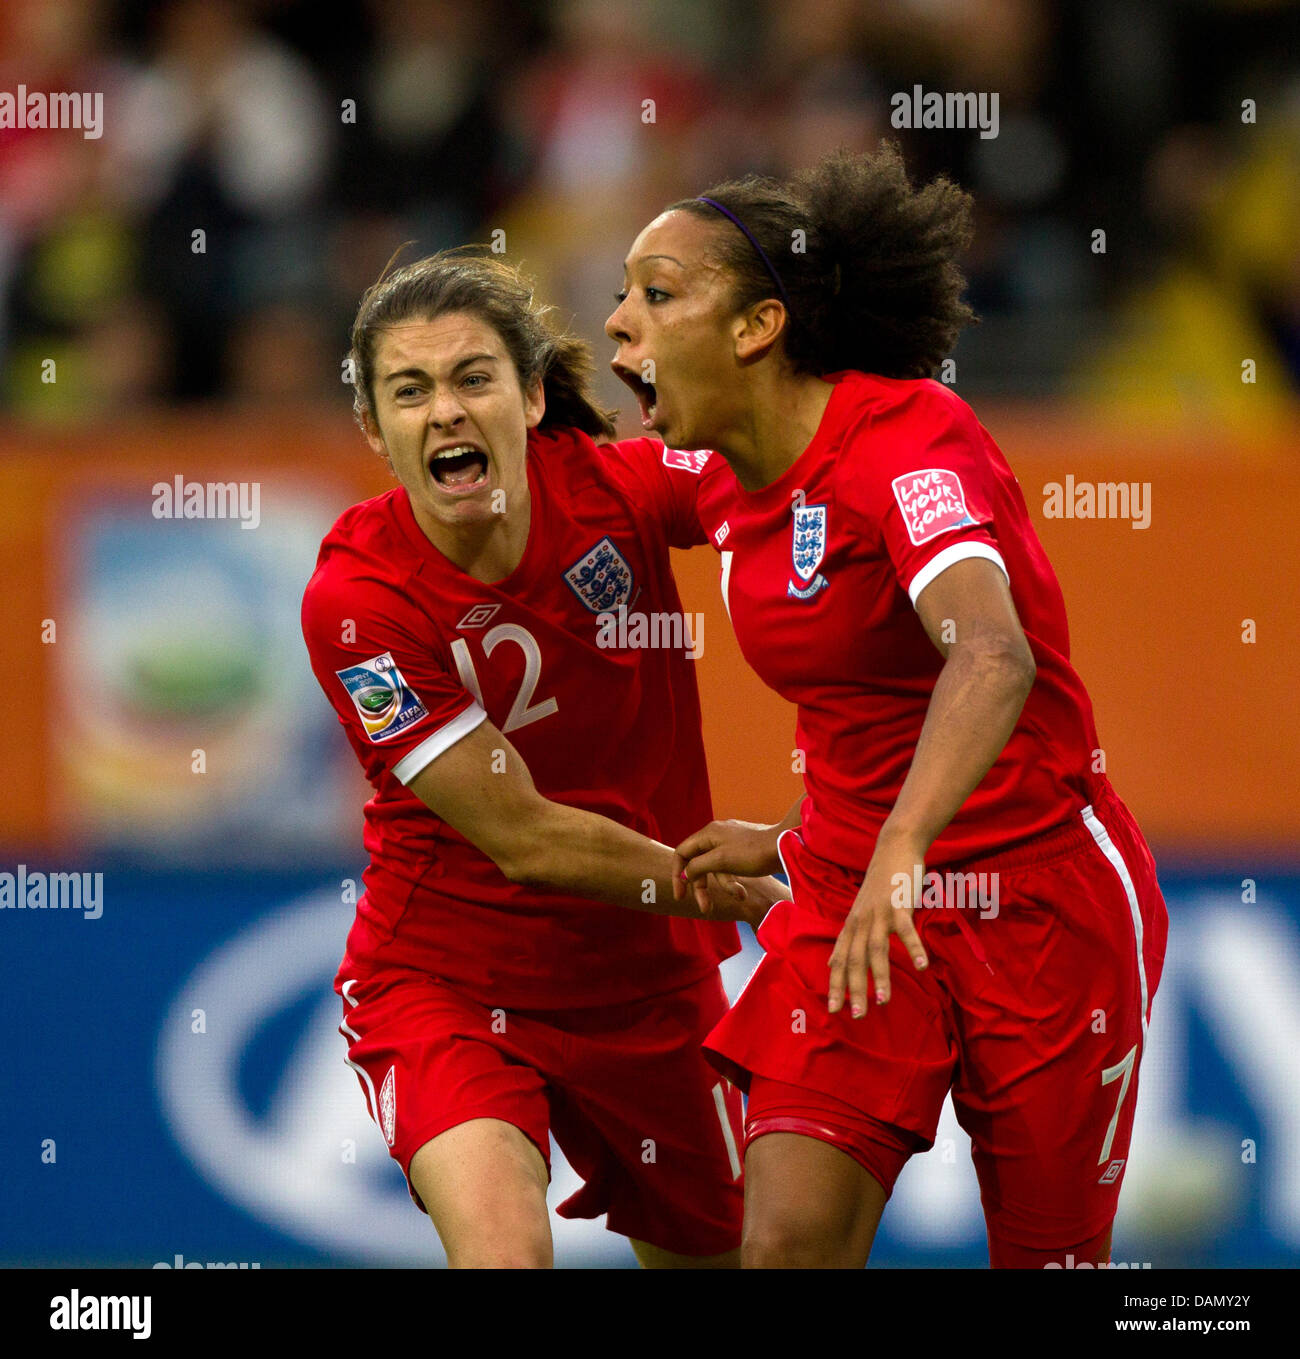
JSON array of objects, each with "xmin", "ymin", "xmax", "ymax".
[
  {"xmin": 523, "ymin": 375, "xmax": 545, "ymax": 430},
  {"xmin": 733, "ymin": 298, "xmax": 786, "ymax": 363},
  {"xmin": 359, "ymin": 406, "xmax": 389, "ymax": 462}
]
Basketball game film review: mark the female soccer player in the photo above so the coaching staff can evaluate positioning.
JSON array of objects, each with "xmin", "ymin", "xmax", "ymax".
[
  {"xmin": 302, "ymin": 247, "xmax": 787, "ymax": 1268},
  {"xmin": 604, "ymin": 142, "xmax": 1169, "ymax": 1269}
]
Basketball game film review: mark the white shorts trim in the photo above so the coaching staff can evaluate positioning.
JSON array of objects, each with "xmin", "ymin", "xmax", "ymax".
[
  {"xmin": 339, "ymin": 978, "xmax": 380, "ymax": 1121},
  {"xmin": 1080, "ymin": 804, "xmax": 1150, "ymax": 1047}
]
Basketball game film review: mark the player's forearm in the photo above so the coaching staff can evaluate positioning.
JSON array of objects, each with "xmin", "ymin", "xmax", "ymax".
[
  {"xmin": 776, "ymin": 795, "xmax": 806, "ymax": 835},
  {"xmin": 879, "ymin": 638, "xmax": 1035, "ymax": 854},
  {"xmin": 751, "ymin": 796, "xmax": 807, "ymax": 873},
  {"xmin": 752, "ymin": 797, "xmax": 807, "ymax": 872},
  {"xmin": 504, "ymin": 801, "xmax": 701, "ymax": 916}
]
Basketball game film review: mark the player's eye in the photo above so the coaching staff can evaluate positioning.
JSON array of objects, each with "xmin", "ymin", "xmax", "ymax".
[
  {"xmin": 614, "ymin": 286, "xmax": 669, "ymax": 305},
  {"xmin": 395, "ymin": 385, "xmax": 421, "ymax": 399},
  {"xmin": 461, "ymin": 373, "xmax": 487, "ymax": 388}
]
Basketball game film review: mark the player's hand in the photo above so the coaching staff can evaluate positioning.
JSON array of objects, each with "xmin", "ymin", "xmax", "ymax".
[
  {"xmin": 697, "ymin": 872, "xmax": 791, "ymax": 928},
  {"xmin": 827, "ymin": 832, "xmax": 929, "ymax": 1017},
  {"xmin": 673, "ymin": 820, "xmax": 782, "ymax": 903},
  {"xmin": 696, "ymin": 870, "xmax": 748, "ymax": 920}
]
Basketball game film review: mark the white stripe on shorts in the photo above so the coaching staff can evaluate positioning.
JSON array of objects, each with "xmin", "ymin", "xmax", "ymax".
[
  {"xmin": 1079, "ymin": 805, "xmax": 1150, "ymax": 1048},
  {"xmin": 720, "ymin": 549, "xmax": 735, "ymax": 622},
  {"xmin": 712, "ymin": 1082, "xmax": 743, "ymax": 1181},
  {"xmin": 339, "ymin": 978, "xmax": 380, "ymax": 1122}
]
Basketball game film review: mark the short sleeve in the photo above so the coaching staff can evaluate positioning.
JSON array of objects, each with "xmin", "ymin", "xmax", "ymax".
[
  {"xmin": 842, "ymin": 383, "xmax": 1009, "ymax": 607},
  {"xmin": 301, "ymin": 565, "xmax": 485, "ymax": 785},
  {"xmin": 599, "ymin": 437, "xmax": 711, "ymax": 550}
]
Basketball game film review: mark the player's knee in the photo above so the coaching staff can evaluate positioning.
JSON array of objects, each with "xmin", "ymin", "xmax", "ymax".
[
  {"xmin": 430, "ymin": 1191, "xmax": 553, "ymax": 1268},
  {"xmin": 445, "ymin": 1236, "xmax": 552, "ymax": 1269},
  {"xmin": 439, "ymin": 1208, "xmax": 552, "ymax": 1268},
  {"xmin": 742, "ymin": 1209, "xmax": 845, "ymax": 1268}
]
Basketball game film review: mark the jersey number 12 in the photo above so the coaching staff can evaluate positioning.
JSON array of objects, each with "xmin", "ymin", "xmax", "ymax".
[{"xmin": 451, "ymin": 625, "xmax": 559, "ymax": 734}]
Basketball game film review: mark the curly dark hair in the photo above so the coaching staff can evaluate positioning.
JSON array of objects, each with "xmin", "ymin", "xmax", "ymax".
[
  {"xmin": 349, "ymin": 245, "xmax": 618, "ymax": 441},
  {"xmin": 668, "ymin": 141, "xmax": 977, "ymax": 378}
]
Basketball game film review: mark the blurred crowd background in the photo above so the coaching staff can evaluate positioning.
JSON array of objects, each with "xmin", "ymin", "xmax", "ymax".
[
  {"xmin": 3, "ymin": 0, "xmax": 1298, "ymax": 1270},
  {"xmin": 1, "ymin": 0, "xmax": 1298, "ymax": 428}
]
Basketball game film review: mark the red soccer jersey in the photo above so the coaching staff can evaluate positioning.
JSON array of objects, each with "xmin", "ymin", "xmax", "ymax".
[
  {"xmin": 691, "ymin": 371, "xmax": 1104, "ymax": 874},
  {"xmin": 301, "ymin": 426, "xmax": 738, "ymax": 1009}
]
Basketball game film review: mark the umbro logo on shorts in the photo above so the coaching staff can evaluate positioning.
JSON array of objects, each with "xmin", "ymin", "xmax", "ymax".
[{"xmin": 1099, "ymin": 1158, "xmax": 1125, "ymax": 1184}]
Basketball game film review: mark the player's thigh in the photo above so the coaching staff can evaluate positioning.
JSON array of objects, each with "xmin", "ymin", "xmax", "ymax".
[
  {"xmin": 739, "ymin": 1074, "xmax": 927, "ymax": 1268},
  {"xmin": 629, "ymin": 1238, "xmax": 740, "ymax": 1269},
  {"xmin": 409, "ymin": 1117, "xmax": 553, "ymax": 1269},
  {"xmin": 954, "ymin": 991, "xmax": 1144, "ymax": 1255},
  {"xmin": 951, "ymin": 820, "xmax": 1164, "ymax": 1255},
  {"xmin": 987, "ymin": 1221, "xmax": 1114, "ymax": 1270},
  {"xmin": 338, "ymin": 970, "xmax": 557, "ymax": 1265},
  {"xmin": 742, "ymin": 1131, "xmax": 889, "ymax": 1269},
  {"xmin": 546, "ymin": 974, "xmax": 745, "ymax": 1258}
]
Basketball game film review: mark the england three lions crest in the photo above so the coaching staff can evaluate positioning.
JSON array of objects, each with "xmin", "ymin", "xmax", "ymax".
[
  {"xmin": 789, "ymin": 503, "xmax": 829, "ymax": 599},
  {"xmin": 564, "ymin": 536, "xmax": 635, "ymax": 613}
]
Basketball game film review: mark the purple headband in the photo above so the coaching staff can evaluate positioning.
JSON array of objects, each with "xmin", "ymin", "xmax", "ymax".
[{"xmin": 696, "ymin": 196, "xmax": 792, "ymax": 314}]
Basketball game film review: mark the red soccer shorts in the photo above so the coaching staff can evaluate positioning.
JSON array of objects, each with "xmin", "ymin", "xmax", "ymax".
[
  {"xmin": 704, "ymin": 778, "xmax": 1168, "ymax": 1252},
  {"xmin": 336, "ymin": 967, "xmax": 744, "ymax": 1257}
]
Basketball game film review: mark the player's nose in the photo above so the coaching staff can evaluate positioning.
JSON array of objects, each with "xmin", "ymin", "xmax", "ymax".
[
  {"xmin": 604, "ymin": 300, "xmax": 633, "ymax": 344},
  {"xmin": 427, "ymin": 386, "xmax": 466, "ymax": 429}
]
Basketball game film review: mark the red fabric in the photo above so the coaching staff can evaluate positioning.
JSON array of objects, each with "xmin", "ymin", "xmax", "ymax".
[
  {"xmin": 337, "ymin": 968, "xmax": 744, "ymax": 1256},
  {"xmin": 302, "ymin": 427, "xmax": 737, "ymax": 1008},
  {"xmin": 691, "ymin": 371, "xmax": 1106, "ymax": 872},
  {"xmin": 705, "ymin": 780, "xmax": 1169, "ymax": 1249},
  {"xmin": 991, "ymin": 1223, "xmax": 1114, "ymax": 1270},
  {"xmin": 745, "ymin": 1076, "xmax": 923, "ymax": 1197}
]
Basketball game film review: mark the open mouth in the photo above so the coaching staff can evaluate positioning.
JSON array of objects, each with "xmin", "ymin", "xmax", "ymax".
[
  {"xmin": 613, "ymin": 363, "xmax": 657, "ymax": 429},
  {"xmin": 429, "ymin": 444, "xmax": 489, "ymax": 493}
]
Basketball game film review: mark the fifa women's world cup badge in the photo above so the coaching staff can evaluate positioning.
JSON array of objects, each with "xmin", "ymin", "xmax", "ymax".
[
  {"xmin": 789, "ymin": 489, "xmax": 829, "ymax": 600},
  {"xmin": 334, "ymin": 652, "xmax": 429, "ymax": 743}
]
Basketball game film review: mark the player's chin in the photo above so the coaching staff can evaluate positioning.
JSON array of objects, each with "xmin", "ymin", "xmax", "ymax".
[
  {"xmin": 655, "ymin": 400, "xmax": 704, "ymax": 452},
  {"xmin": 425, "ymin": 484, "xmax": 494, "ymax": 527},
  {"xmin": 442, "ymin": 493, "xmax": 496, "ymax": 524},
  {"xmin": 652, "ymin": 410, "xmax": 682, "ymax": 446},
  {"xmin": 661, "ymin": 421, "xmax": 706, "ymax": 454}
]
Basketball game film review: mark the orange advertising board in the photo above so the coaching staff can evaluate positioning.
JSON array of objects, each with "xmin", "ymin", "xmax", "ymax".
[{"xmin": 0, "ymin": 409, "xmax": 1295, "ymax": 856}]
